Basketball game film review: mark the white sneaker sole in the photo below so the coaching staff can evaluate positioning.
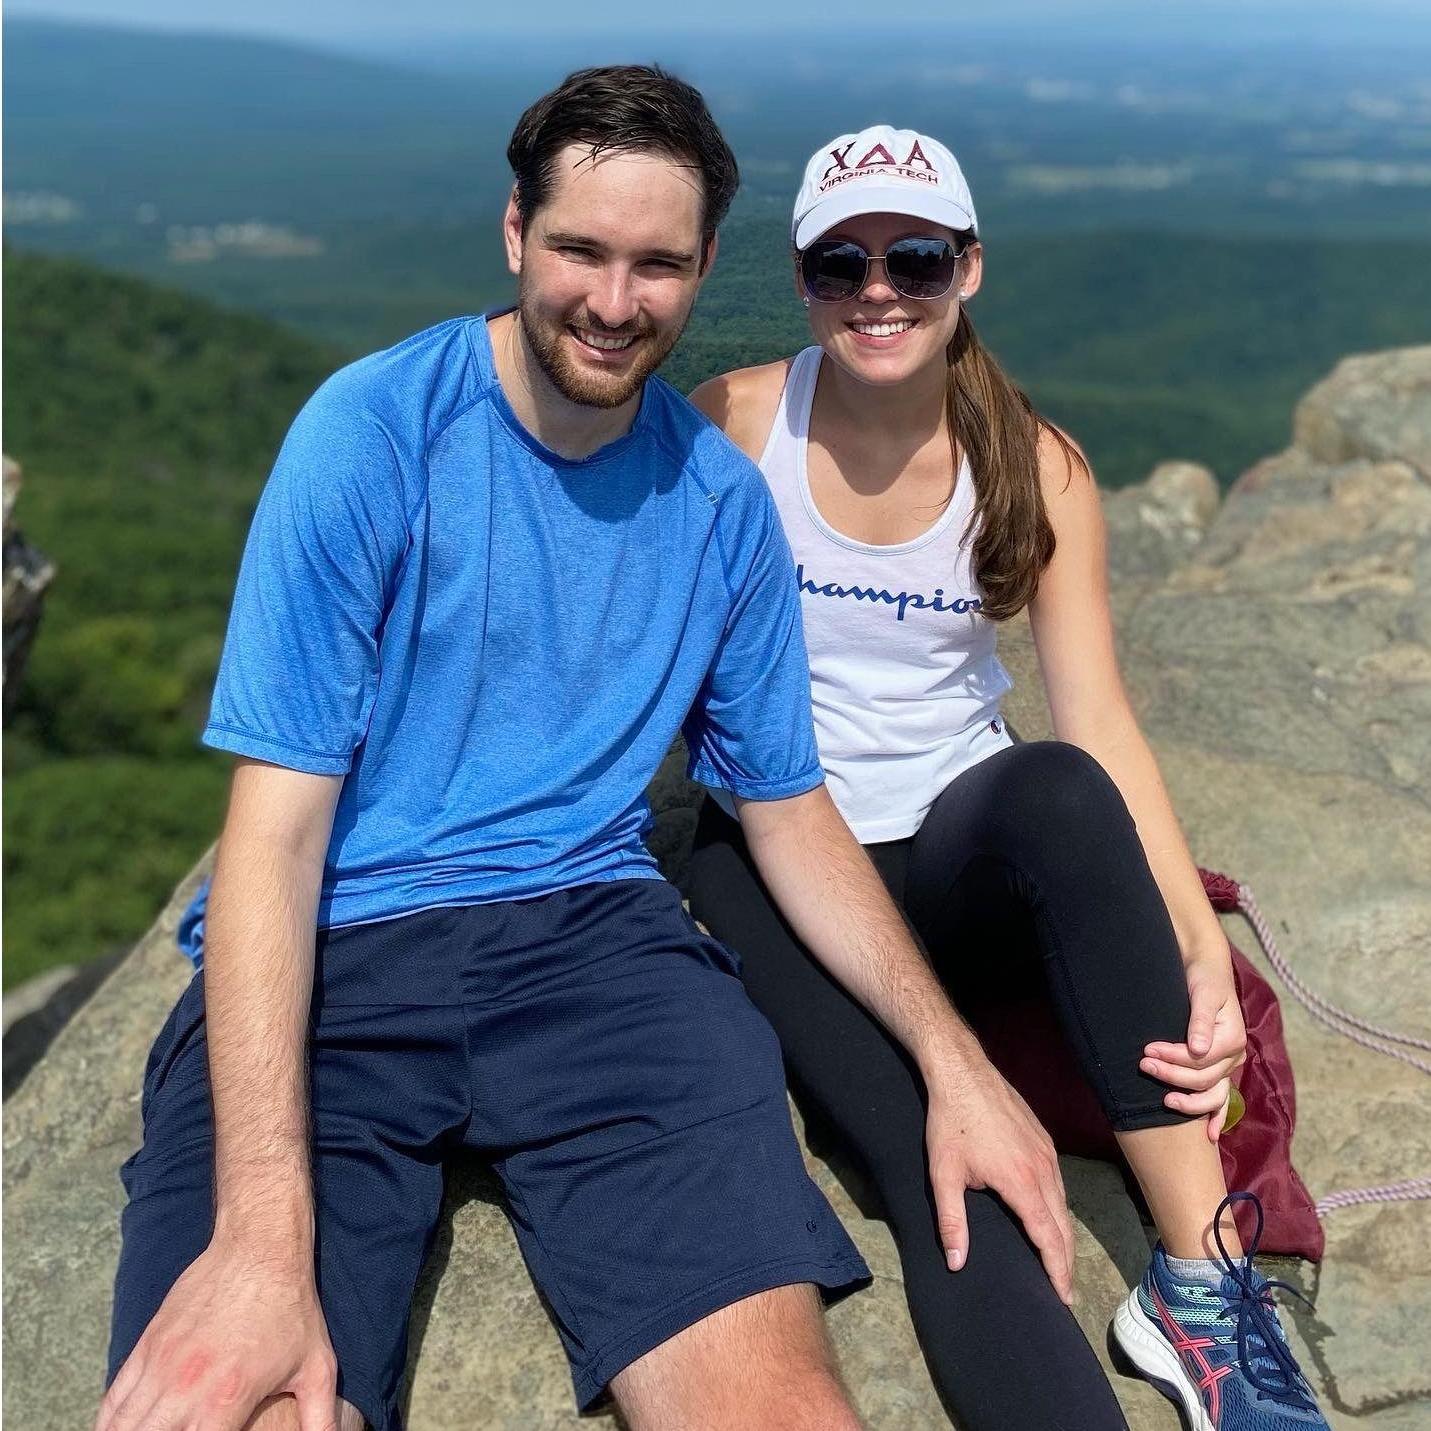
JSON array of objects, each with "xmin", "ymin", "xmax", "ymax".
[{"xmin": 1111, "ymin": 1290, "xmax": 1216, "ymax": 1431}]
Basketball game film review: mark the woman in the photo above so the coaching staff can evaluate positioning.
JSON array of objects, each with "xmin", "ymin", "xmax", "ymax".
[{"xmin": 687, "ymin": 126, "xmax": 1329, "ymax": 1431}]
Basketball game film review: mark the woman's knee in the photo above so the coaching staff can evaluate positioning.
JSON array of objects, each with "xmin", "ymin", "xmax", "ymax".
[
  {"xmin": 1003, "ymin": 740, "xmax": 1122, "ymax": 812},
  {"xmin": 981, "ymin": 741, "xmax": 1135, "ymax": 853}
]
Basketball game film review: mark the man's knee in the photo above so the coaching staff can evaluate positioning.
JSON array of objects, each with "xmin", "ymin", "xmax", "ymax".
[
  {"xmin": 243, "ymin": 1394, "xmax": 367, "ymax": 1430},
  {"xmin": 612, "ymin": 1283, "xmax": 861, "ymax": 1430}
]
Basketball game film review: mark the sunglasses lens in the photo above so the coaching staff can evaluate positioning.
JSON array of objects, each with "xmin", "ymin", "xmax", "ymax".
[
  {"xmin": 802, "ymin": 241, "xmax": 866, "ymax": 302},
  {"xmin": 885, "ymin": 238, "xmax": 958, "ymax": 299}
]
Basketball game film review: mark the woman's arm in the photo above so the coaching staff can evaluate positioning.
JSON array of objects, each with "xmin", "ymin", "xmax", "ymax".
[{"xmin": 1025, "ymin": 429, "xmax": 1244, "ymax": 1134}]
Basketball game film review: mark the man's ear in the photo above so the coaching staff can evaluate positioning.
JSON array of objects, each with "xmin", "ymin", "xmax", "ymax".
[
  {"xmin": 503, "ymin": 188, "xmax": 525, "ymax": 278},
  {"xmin": 697, "ymin": 230, "xmax": 720, "ymax": 279}
]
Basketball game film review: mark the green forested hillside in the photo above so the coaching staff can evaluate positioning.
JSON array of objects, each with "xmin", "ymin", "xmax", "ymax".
[
  {"xmin": 6, "ymin": 236, "xmax": 1431, "ymax": 984},
  {"xmin": 3, "ymin": 250, "xmax": 341, "ymax": 986},
  {"xmin": 31, "ymin": 210, "xmax": 1429, "ymax": 490},
  {"xmin": 7, "ymin": 17, "xmax": 1431, "ymax": 987}
]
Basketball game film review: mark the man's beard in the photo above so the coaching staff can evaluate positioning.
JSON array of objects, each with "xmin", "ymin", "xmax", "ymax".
[{"xmin": 517, "ymin": 277, "xmax": 690, "ymax": 411}]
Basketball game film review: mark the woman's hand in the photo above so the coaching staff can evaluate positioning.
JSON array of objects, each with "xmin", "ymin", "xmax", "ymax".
[{"xmin": 1140, "ymin": 941, "xmax": 1247, "ymax": 1142}]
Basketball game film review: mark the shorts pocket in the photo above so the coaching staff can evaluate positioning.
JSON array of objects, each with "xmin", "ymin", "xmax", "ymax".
[
  {"xmin": 681, "ymin": 908, "xmax": 745, "ymax": 978},
  {"xmin": 141, "ymin": 973, "xmax": 207, "ymax": 1117}
]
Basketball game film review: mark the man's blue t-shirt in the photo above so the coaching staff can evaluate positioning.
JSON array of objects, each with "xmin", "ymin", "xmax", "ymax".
[{"xmin": 203, "ymin": 314, "xmax": 823, "ymax": 927}]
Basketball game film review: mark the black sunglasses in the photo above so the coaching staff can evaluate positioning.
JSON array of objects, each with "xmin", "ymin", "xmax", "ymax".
[{"xmin": 798, "ymin": 235, "xmax": 967, "ymax": 304}]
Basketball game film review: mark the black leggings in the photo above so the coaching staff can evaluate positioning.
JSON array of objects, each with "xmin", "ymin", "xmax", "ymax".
[{"xmin": 686, "ymin": 741, "xmax": 1195, "ymax": 1431}]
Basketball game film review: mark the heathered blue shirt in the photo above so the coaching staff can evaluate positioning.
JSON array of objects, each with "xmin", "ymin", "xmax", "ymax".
[{"xmin": 203, "ymin": 314, "xmax": 823, "ymax": 928}]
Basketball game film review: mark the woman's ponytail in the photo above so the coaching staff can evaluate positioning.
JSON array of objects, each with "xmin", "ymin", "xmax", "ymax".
[{"xmin": 945, "ymin": 304, "xmax": 1085, "ymax": 621}]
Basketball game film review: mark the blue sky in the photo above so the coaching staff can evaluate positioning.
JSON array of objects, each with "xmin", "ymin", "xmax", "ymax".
[{"xmin": 9, "ymin": 0, "xmax": 1431, "ymax": 42}]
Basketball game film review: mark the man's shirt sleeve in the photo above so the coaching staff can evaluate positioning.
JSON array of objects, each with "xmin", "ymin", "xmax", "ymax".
[
  {"xmin": 202, "ymin": 381, "xmax": 412, "ymax": 775},
  {"xmin": 684, "ymin": 477, "xmax": 825, "ymax": 801}
]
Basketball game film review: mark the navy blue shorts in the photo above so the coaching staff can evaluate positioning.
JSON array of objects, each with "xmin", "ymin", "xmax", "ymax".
[{"xmin": 108, "ymin": 880, "xmax": 869, "ymax": 1427}]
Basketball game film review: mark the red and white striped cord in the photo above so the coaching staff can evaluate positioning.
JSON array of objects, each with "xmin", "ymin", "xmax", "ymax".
[
  {"xmin": 1231, "ymin": 881, "xmax": 1431, "ymax": 1217},
  {"xmin": 1312, "ymin": 1179, "xmax": 1431, "ymax": 1216},
  {"xmin": 1235, "ymin": 884, "xmax": 1431, "ymax": 1075}
]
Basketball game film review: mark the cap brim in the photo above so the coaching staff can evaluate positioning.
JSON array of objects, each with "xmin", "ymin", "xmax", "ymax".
[{"xmin": 794, "ymin": 184, "xmax": 976, "ymax": 250}]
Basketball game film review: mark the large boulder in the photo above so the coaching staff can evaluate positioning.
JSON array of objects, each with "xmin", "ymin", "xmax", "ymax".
[
  {"xmin": 1100, "ymin": 459, "xmax": 1221, "ymax": 584},
  {"xmin": 2, "ymin": 845, "xmax": 1169, "ymax": 1430},
  {"xmin": 1291, "ymin": 345, "xmax": 1431, "ymax": 474},
  {"xmin": 7, "ymin": 349, "xmax": 1430, "ymax": 1427},
  {"xmin": 999, "ymin": 345, "xmax": 1431, "ymax": 1424}
]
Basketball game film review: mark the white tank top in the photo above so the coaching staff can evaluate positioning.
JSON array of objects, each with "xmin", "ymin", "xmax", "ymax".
[{"xmin": 741, "ymin": 345, "xmax": 1014, "ymax": 842}]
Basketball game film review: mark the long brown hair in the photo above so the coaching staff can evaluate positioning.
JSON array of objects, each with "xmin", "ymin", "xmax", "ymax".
[{"xmin": 945, "ymin": 263, "xmax": 1087, "ymax": 621}]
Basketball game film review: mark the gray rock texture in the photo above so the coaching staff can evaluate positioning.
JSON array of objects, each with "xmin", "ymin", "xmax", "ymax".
[
  {"xmin": 6, "ymin": 349, "xmax": 1430, "ymax": 1428},
  {"xmin": 2, "ymin": 454, "xmax": 56, "ymax": 721},
  {"xmin": 1100, "ymin": 459, "xmax": 1221, "ymax": 582},
  {"xmin": 997, "ymin": 346, "xmax": 1431, "ymax": 1426}
]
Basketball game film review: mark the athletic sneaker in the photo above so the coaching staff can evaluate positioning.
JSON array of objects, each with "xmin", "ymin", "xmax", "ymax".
[{"xmin": 1111, "ymin": 1192, "xmax": 1330, "ymax": 1430}]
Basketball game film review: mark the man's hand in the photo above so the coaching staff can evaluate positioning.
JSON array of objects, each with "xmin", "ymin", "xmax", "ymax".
[
  {"xmin": 97, "ymin": 1232, "xmax": 337, "ymax": 1431},
  {"xmin": 924, "ymin": 1065, "xmax": 1075, "ymax": 1303},
  {"xmin": 737, "ymin": 787, "xmax": 1077, "ymax": 1303},
  {"xmin": 1140, "ymin": 943, "xmax": 1247, "ymax": 1142},
  {"xmin": 101, "ymin": 757, "xmax": 343, "ymax": 1429}
]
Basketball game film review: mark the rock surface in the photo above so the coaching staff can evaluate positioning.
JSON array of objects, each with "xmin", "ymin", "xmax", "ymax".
[
  {"xmin": 2, "ymin": 454, "xmax": 56, "ymax": 721},
  {"xmin": 997, "ymin": 346, "xmax": 1431, "ymax": 1424},
  {"xmin": 1100, "ymin": 458, "xmax": 1221, "ymax": 582},
  {"xmin": 6, "ymin": 349, "xmax": 1430, "ymax": 1428}
]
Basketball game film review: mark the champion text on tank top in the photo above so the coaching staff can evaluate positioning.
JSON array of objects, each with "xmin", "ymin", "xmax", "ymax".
[{"xmin": 725, "ymin": 345, "xmax": 1015, "ymax": 843}]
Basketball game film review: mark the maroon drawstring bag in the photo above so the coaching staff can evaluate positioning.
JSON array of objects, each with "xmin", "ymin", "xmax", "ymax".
[{"xmin": 965, "ymin": 868, "xmax": 1324, "ymax": 1261}]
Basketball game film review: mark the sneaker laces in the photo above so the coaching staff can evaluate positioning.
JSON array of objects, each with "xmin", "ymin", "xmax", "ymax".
[{"xmin": 1212, "ymin": 1191, "xmax": 1318, "ymax": 1411}]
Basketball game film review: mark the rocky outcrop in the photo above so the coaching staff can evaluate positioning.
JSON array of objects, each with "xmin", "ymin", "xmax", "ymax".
[
  {"xmin": 1100, "ymin": 459, "xmax": 1221, "ymax": 583},
  {"xmin": 1291, "ymin": 345, "xmax": 1431, "ymax": 473},
  {"xmin": 2, "ymin": 952, "xmax": 125, "ymax": 1099},
  {"xmin": 2, "ymin": 455, "xmax": 56, "ymax": 721},
  {"xmin": 999, "ymin": 346, "xmax": 1431, "ymax": 1423},
  {"xmin": 5, "ymin": 351, "xmax": 1430, "ymax": 1428},
  {"xmin": 2, "ymin": 451, "xmax": 87, "ymax": 1094}
]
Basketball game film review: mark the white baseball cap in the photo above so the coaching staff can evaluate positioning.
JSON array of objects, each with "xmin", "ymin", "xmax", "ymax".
[{"xmin": 791, "ymin": 125, "xmax": 978, "ymax": 251}]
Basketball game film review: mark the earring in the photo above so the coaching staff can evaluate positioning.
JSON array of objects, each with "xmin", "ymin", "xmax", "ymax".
[{"xmin": 802, "ymin": 296, "xmax": 811, "ymax": 307}]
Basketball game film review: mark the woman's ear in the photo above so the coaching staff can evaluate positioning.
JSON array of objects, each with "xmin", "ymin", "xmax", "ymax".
[{"xmin": 957, "ymin": 241, "xmax": 985, "ymax": 301}]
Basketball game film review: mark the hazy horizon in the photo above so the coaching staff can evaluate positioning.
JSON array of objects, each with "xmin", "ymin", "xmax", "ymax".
[{"xmin": 9, "ymin": 0, "xmax": 1431, "ymax": 48}]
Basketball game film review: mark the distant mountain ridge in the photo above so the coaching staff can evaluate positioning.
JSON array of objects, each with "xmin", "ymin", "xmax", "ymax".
[
  {"xmin": 3, "ymin": 18, "xmax": 533, "ymax": 224},
  {"xmin": 11, "ymin": 14, "xmax": 1431, "ymax": 239}
]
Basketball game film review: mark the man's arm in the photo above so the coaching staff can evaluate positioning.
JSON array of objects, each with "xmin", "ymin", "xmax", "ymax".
[
  {"xmin": 98, "ymin": 759, "xmax": 342, "ymax": 1431},
  {"xmin": 735, "ymin": 783, "xmax": 1076, "ymax": 1301}
]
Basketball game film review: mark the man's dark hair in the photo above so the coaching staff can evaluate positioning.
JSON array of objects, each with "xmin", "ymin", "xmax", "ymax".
[{"xmin": 506, "ymin": 65, "xmax": 739, "ymax": 245}]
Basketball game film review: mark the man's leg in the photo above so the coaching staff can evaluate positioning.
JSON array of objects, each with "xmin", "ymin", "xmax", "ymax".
[
  {"xmin": 108, "ymin": 920, "xmax": 471, "ymax": 1431},
  {"xmin": 244, "ymin": 1395, "xmax": 368, "ymax": 1430},
  {"xmin": 611, "ymin": 1285, "xmax": 861, "ymax": 1431},
  {"xmin": 464, "ymin": 881, "xmax": 869, "ymax": 1414}
]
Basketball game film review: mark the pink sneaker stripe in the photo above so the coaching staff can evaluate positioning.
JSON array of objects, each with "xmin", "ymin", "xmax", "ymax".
[{"xmin": 1150, "ymin": 1285, "xmax": 1226, "ymax": 1426}]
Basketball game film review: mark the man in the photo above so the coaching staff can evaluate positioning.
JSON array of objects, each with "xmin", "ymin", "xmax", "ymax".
[{"xmin": 99, "ymin": 66, "xmax": 1072, "ymax": 1431}]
